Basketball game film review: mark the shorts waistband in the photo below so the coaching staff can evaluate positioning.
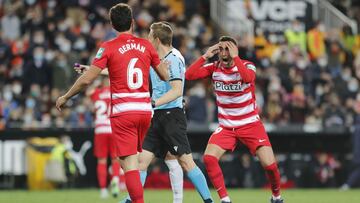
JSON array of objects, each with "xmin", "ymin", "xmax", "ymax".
[{"xmin": 221, "ymin": 121, "xmax": 261, "ymax": 131}]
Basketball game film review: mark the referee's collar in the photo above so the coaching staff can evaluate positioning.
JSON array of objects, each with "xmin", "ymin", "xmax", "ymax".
[{"xmin": 161, "ymin": 50, "xmax": 173, "ymax": 60}]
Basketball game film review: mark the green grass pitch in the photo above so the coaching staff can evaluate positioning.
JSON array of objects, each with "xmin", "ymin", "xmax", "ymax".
[{"xmin": 0, "ymin": 189, "xmax": 359, "ymax": 203}]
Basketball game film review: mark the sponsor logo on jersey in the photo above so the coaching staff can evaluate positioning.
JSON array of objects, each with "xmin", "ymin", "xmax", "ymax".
[{"xmin": 214, "ymin": 81, "xmax": 250, "ymax": 92}]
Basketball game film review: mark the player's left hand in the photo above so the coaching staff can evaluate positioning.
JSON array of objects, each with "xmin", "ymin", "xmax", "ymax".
[
  {"xmin": 225, "ymin": 41, "xmax": 239, "ymax": 58},
  {"xmin": 56, "ymin": 95, "xmax": 68, "ymax": 112}
]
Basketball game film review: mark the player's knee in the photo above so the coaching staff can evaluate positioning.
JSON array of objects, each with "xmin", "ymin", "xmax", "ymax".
[
  {"xmin": 138, "ymin": 160, "xmax": 149, "ymax": 171},
  {"xmin": 178, "ymin": 156, "xmax": 196, "ymax": 172},
  {"xmin": 203, "ymin": 154, "xmax": 218, "ymax": 168}
]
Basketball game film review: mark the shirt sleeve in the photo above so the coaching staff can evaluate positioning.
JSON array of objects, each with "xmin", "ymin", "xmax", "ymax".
[
  {"xmin": 233, "ymin": 57, "xmax": 256, "ymax": 83},
  {"xmin": 185, "ymin": 57, "xmax": 215, "ymax": 80},
  {"xmin": 169, "ymin": 57, "xmax": 184, "ymax": 81},
  {"xmin": 92, "ymin": 43, "xmax": 109, "ymax": 69}
]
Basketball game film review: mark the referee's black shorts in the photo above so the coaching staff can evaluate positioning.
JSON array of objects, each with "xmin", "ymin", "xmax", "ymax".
[{"xmin": 142, "ymin": 107, "xmax": 191, "ymax": 159}]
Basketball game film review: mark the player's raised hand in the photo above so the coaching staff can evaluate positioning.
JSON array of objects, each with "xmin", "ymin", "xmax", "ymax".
[
  {"xmin": 74, "ymin": 63, "xmax": 90, "ymax": 74},
  {"xmin": 203, "ymin": 43, "xmax": 220, "ymax": 59},
  {"xmin": 225, "ymin": 41, "xmax": 238, "ymax": 58},
  {"xmin": 55, "ymin": 95, "xmax": 68, "ymax": 112}
]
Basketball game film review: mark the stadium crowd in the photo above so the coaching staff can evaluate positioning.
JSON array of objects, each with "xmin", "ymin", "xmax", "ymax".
[{"xmin": 0, "ymin": 0, "xmax": 359, "ymax": 131}]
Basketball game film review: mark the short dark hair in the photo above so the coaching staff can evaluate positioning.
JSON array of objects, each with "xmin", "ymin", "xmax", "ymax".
[
  {"xmin": 150, "ymin": 22, "xmax": 173, "ymax": 46},
  {"xmin": 219, "ymin": 36, "xmax": 237, "ymax": 46},
  {"xmin": 109, "ymin": 3, "xmax": 133, "ymax": 32}
]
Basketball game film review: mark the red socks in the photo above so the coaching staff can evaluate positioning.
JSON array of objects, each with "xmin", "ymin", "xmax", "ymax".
[
  {"xmin": 264, "ymin": 163, "xmax": 281, "ymax": 197},
  {"xmin": 125, "ymin": 170, "xmax": 144, "ymax": 203},
  {"xmin": 97, "ymin": 163, "xmax": 107, "ymax": 189},
  {"xmin": 112, "ymin": 161, "xmax": 120, "ymax": 178},
  {"xmin": 203, "ymin": 155, "xmax": 228, "ymax": 198}
]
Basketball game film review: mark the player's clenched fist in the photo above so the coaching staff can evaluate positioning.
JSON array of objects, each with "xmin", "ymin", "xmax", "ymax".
[
  {"xmin": 202, "ymin": 43, "xmax": 220, "ymax": 59},
  {"xmin": 55, "ymin": 95, "xmax": 68, "ymax": 111}
]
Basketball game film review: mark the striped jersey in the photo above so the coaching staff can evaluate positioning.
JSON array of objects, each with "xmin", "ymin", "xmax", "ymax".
[
  {"xmin": 185, "ymin": 56, "xmax": 259, "ymax": 128},
  {"xmin": 90, "ymin": 87, "xmax": 112, "ymax": 134},
  {"xmin": 92, "ymin": 33, "xmax": 160, "ymax": 117}
]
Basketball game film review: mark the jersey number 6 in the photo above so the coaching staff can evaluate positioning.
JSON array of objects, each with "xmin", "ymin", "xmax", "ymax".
[{"xmin": 127, "ymin": 58, "xmax": 143, "ymax": 89}]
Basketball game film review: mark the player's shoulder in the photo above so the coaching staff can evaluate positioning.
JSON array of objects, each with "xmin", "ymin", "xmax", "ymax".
[
  {"xmin": 170, "ymin": 48, "xmax": 185, "ymax": 64},
  {"xmin": 100, "ymin": 38, "xmax": 116, "ymax": 47},
  {"xmin": 242, "ymin": 59, "xmax": 256, "ymax": 71},
  {"xmin": 133, "ymin": 36, "xmax": 152, "ymax": 46},
  {"xmin": 242, "ymin": 59, "xmax": 254, "ymax": 66}
]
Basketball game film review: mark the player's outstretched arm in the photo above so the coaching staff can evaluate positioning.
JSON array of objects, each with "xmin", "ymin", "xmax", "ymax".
[
  {"xmin": 74, "ymin": 63, "xmax": 109, "ymax": 75},
  {"xmin": 154, "ymin": 60, "xmax": 170, "ymax": 81},
  {"xmin": 56, "ymin": 65, "xmax": 102, "ymax": 111},
  {"xmin": 153, "ymin": 80, "xmax": 182, "ymax": 107}
]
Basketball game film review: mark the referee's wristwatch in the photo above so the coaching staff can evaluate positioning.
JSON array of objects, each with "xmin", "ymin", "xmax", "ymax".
[{"xmin": 151, "ymin": 99, "xmax": 156, "ymax": 108}]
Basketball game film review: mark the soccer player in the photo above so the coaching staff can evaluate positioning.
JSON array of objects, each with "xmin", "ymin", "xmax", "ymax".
[
  {"xmin": 56, "ymin": 3, "xmax": 169, "ymax": 203},
  {"xmin": 73, "ymin": 25, "xmax": 185, "ymax": 203},
  {"xmin": 121, "ymin": 22, "xmax": 213, "ymax": 203},
  {"xmin": 87, "ymin": 78, "xmax": 120, "ymax": 198},
  {"xmin": 185, "ymin": 36, "xmax": 284, "ymax": 203}
]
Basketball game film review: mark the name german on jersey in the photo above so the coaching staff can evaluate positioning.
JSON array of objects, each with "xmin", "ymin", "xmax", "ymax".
[{"xmin": 118, "ymin": 43, "xmax": 146, "ymax": 54}]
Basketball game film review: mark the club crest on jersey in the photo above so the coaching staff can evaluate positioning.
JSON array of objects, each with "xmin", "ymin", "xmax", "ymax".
[
  {"xmin": 214, "ymin": 81, "xmax": 250, "ymax": 92},
  {"xmin": 95, "ymin": 48, "xmax": 105, "ymax": 59}
]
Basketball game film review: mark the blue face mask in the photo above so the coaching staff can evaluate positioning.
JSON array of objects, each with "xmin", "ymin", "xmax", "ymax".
[
  {"xmin": 34, "ymin": 54, "xmax": 44, "ymax": 62},
  {"xmin": 26, "ymin": 98, "xmax": 36, "ymax": 109}
]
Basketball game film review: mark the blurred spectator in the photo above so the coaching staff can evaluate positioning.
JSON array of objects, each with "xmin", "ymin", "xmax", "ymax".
[
  {"xmin": 307, "ymin": 21, "xmax": 326, "ymax": 60},
  {"xmin": 323, "ymin": 93, "xmax": 346, "ymax": 128},
  {"xmin": 313, "ymin": 153, "xmax": 339, "ymax": 187},
  {"xmin": 1, "ymin": 6, "xmax": 21, "ymax": 41},
  {"xmin": 186, "ymin": 82, "xmax": 207, "ymax": 123},
  {"xmin": 285, "ymin": 20, "xmax": 307, "ymax": 53}
]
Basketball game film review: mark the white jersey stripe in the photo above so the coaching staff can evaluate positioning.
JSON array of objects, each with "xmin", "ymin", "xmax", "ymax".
[
  {"xmin": 212, "ymin": 71, "xmax": 241, "ymax": 81},
  {"xmin": 112, "ymin": 92, "xmax": 150, "ymax": 99},
  {"xmin": 112, "ymin": 102, "xmax": 152, "ymax": 114},
  {"xmin": 95, "ymin": 126, "xmax": 112, "ymax": 134},
  {"xmin": 218, "ymin": 103, "xmax": 255, "ymax": 116},
  {"xmin": 95, "ymin": 119, "xmax": 111, "ymax": 126},
  {"xmin": 216, "ymin": 92, "xmax": 252, "ymax": 104},
  {"xmin": 219, "ymin": 114, "xmax": 260, "ymax": 127}
]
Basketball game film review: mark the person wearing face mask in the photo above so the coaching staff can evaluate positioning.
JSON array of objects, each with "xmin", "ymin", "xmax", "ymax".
[
  {"xmin": 307, "ymin": 21, "xmax": 326, "ymax": 60},
  {"xmin": 186, "ymin": 36, "xmax": 284, "ymax": 203},
  {"xmin": 24, "ymin": 46, "xmax": 52, "ymax": 90},
  {"xmin": 285, "ymin": 20, "xmax": 307, "ymax": 54}
]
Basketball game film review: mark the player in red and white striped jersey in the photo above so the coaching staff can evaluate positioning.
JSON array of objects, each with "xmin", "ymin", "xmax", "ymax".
[
  {"xmin": 186, "ymin": 36, "xmax": 284, "ymax": 203},
  {"xmin": 88, "ymin": 78, "xmax": 121, "ymax": 198}
]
